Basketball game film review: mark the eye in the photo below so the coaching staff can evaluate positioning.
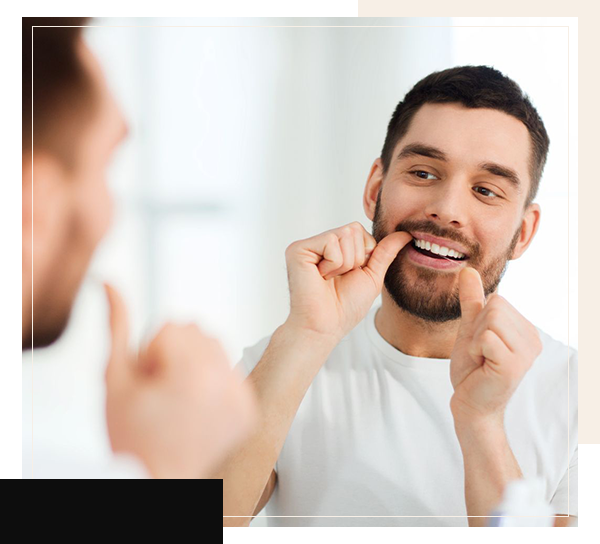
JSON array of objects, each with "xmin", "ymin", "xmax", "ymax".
[
  {"xmin": 409, "ymin": 170, "xmax": 438, "ymax": 181},
  {"xmin": 473, "ymin": 186, "xmax": 499, "ymax": 199}
]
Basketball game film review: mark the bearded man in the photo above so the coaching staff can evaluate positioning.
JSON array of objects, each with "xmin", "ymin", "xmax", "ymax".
[{"xmin": 220, "ymin": 66, "xmax": 577, "ymax": 525}]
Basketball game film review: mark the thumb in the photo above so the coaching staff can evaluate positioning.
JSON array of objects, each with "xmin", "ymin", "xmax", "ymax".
[
  {"xmin": 364, "ymin": 231, "xmax": 413, "ymax": 288},
  {"xmin": 104, "ymin": 283, "xmax": 130, "ymax": 381},
  {"xmin": 458, "ymin": 267, "xmax": 485, "ymax": 331}
]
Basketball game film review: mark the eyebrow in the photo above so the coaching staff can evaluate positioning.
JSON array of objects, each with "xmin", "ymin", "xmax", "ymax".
[
  {"xmin": 396, "ymin": 142, "xmax": 521, "ymax": 189},
  {"xmin": 396, "ymin": 143, "xmax": 448, "ymax": 162},
  {"xmin": 477, "ymin": 162, "xmax": 521, "ymax": 189}
]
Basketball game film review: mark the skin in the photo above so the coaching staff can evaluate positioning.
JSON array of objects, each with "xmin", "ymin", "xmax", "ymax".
[
  {"xmin": 23, "ymin": 42, "xmax": 120, "ymax": 349},
  {"xmin": 22, "ymin": 38, "xmax": 255, "ymax": 479},
  {"xmin": 221, "ymin": 103, "xmax": 574, "ymax": 525},
  {"xmin": 365, "ymin": 103, "xmax": 540, "ymax": 359}
]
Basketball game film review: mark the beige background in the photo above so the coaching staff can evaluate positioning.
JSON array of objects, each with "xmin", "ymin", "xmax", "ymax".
[{"xmin": 357, "ymin": 5, "xmax": 593, "ymax": 443}]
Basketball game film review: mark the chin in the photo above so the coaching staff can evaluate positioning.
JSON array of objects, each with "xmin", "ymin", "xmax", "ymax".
[
  {"xmin": 24, "ymin": 300, "xmax": 73, "ymax": 350},
  {"xmin": 34, "ymin": 324, "xmax": 70, "ymax": 349}
]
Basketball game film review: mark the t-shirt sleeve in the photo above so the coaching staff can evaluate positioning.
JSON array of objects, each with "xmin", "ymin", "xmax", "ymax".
[{"xmin": 550, "ymin": 445, "xmax": 578, "ymax": 516}]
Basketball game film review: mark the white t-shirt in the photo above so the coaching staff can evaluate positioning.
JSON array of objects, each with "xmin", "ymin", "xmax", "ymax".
[{"xmin": 239, "ymin": 306, "xmax": 578, "ymax": 527}]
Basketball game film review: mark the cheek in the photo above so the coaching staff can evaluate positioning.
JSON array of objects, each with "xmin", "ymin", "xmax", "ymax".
[
  {"xmin": 74, "ymin": 175, "xmax": 113, "ymax": 248},
  {"xmin": 382, "ymin": 185, "xmax": 428, "ymax": 223}
]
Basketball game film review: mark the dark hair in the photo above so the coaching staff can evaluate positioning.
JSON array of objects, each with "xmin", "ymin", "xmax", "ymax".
[
  {"xmin": 23, "ymin": 17, "xmax": 96, "ymax": 167},
  {"xmin": 380, "ymin": 66, "xmax": 550, "ymax": 206}
]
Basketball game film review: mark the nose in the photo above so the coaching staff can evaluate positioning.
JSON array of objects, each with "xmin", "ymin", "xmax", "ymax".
[{"xmin": 423, "ymin": 178, "xmax": 469, "ymax": 228}]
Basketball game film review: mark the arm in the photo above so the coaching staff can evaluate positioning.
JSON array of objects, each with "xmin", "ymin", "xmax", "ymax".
[
  {"xmin": 253, "ymin": 470, "xmax": 277, "ymax": 517},
  {"xmin": 454, "ymin": 415, "xmax": 576, "ymax": 527},
  {"xmin": 450, "ymin": 269, "xmax": 544, "ymax": 526},
  {"xmin": 221, "ymin": 323, "xmax": 338, "ymax": 526},
  {"xmin": 219, "ymin": 223, "xmax": 412, "ymax": 526},
  {"xmin": 554, "ymin": 515, "xmax": 577, "ymax": 527},
  {"xmin": 452, "ymin": 413, "xmax": 523, "ymax": 527}
]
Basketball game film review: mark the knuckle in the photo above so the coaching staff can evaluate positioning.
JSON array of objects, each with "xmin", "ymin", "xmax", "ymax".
[
  {"xmin": 481, "ymin": 329, "xmax": 496, "ymax": 345},
  {"xmin": 157, "ymin": 322, "xmax": 176, "ymax": 337},
  {"xmin": 327, "ymin": 232, "xmax": 339, "ymax": 245}
]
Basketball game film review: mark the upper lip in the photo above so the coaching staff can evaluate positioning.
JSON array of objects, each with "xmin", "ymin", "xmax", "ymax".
[{"xmin": 409, "ymin": 231, "xmax": 471, "ymax": 258}]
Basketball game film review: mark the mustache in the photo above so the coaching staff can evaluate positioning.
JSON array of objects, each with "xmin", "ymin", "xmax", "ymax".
[{"xmin": 393, "ymin": 219, "xmax": 480, "ymax": 259}]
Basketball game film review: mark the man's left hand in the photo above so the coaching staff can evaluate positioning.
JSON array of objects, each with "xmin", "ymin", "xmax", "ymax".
[{"xmin": 449, "ymin": 267, "xmax": 543, "ymax": 424}]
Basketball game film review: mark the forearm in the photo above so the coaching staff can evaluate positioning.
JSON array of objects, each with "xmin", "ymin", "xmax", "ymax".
[
  {"xmin": 220, "ymin": 322, "xmax": 337, "ymax": 526},
  {"xmin": 454, "ymin": 414, "xmax": 522, "ymax": 527}
]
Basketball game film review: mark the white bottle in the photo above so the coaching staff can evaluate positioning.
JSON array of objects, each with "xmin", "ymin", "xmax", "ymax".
[{"xmin": 488, "ymin": 478, "xmax": 555, "ymax": 527}]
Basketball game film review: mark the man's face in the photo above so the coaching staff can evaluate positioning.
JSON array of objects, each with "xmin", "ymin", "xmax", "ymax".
[
  {"xmin": 368, "ymin": 103, "xmax": 538, "ymax": 323},
  {"xmin": 28, "ymin": 41, "xmax": 127, "ymax": 348}
]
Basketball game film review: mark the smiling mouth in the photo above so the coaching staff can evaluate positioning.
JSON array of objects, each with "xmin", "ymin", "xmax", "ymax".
[{"xmin": 411, "ymin": 238, "xmax": 468, "ymax": 261}]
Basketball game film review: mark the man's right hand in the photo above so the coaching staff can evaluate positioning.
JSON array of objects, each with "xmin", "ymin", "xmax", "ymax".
[
  {"xmin": 104, "ymin": 284, "xmax": 256, "ymax": 479},
  {"xmin": 284, "ymin": 222, "xmax": 412, "ymax": 342}
]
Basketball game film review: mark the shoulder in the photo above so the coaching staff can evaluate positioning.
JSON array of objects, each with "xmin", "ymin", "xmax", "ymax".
[
  {"xmin": 535, "ymin": 328, "xmax": 577, "ymax": 374},
  {"xmin": 521, "ymin": 327, "xmax": 578, "ymax": 406}
]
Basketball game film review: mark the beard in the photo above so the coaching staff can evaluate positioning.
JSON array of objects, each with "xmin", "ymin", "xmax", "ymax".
[
  {"xmin": 24, "ymin": 291, "xmax": 75, "ymax": 350},
  {"xmin": 372, "ymin": 191, "xmax": 520, "ymax": 323},
  {"xmin": 23, "ymin": 212, "xmax": 92, "ymax": 351}
]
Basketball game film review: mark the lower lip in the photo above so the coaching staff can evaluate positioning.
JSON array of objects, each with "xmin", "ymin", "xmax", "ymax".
[{"xmin": 405, "ymin": 243, "xmax": 467, "ymax": 270}]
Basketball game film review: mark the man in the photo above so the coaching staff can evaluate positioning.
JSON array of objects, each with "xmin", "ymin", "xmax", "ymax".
[
  {"xmin": 23, "ymin": 18, "xmax": 255, "ymax": 478},
  {"xmin": 221, "ymin": 66, "xmax": 577, "ymax": 525}
]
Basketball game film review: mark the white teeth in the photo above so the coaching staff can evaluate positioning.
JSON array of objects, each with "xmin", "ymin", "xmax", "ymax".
[{"xmin": 413, "ymin": 238, "xmax": 466, "ymax": 259}]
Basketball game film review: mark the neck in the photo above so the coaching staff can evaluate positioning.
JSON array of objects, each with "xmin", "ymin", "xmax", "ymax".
[{"xmin": 375, "ymin": 289, "xmax": 460, "ymax": 359}]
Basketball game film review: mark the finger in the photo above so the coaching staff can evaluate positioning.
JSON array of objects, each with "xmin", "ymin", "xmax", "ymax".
[
  {"xmin": 458, "ymin": 267, "xmax": 485, "ymax": 329},
  {"xmin": 362, "ymin": 231, "xmax": 377, "ymax": 264},
  {"xmin": 316, "ymin": 234, "xmax": 344, "ymax": 278},
  {"xmin": 488, "ymin": 295, "xmax": 539, "ymax": 344},
  {"xmin": 104, "ymin": 283, "xmax": 130, "ymax": 380},
  {"xmin": 144, "ymin": 323, "xmax": 197, "ymax": 372},
  {"xmin": 469, "ymin": 329, "xmax": 513, "ymax": 373},
  {"xmin": 472, "ymin": 297, "xmax": 521, "ymax": 353},
  {"xmin": 353, "ymin": 227, "xmax": 366, "ymax": 270},
  {"xmin": 363, "ymin": 231, "xmax": 413, "ymax": 287},
  {"xmin": 323, "ymin": 231, "xmax": 355, "ymax": 280}
]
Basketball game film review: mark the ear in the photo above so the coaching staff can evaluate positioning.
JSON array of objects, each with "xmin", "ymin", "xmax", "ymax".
[
  {"xmin": 363, "ymin": 158, "xmax": 385, "ymax": 221},
  {"xmin": 510, "ymin": 203, "xmax": 541, "ymax": 260}
]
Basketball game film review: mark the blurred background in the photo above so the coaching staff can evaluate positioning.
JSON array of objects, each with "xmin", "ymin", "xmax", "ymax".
[{"xmin": 23, "ymin": 17, "xmax": 575, "ymax": 480}]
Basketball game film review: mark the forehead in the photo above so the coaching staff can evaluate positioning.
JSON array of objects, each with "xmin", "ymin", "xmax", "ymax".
[{"xmin": 395, "ymin": 103, "xmax": 532, "ymax": 186}]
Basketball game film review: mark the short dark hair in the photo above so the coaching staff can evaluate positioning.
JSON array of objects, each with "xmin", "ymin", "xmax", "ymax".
[
  {"xmin": 23, "ymin": 17, "xmax": 96, "ymax": 167},
  {"xmin": 380, "ymin": 66, "xmax": 550, "ymax": 206}
]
